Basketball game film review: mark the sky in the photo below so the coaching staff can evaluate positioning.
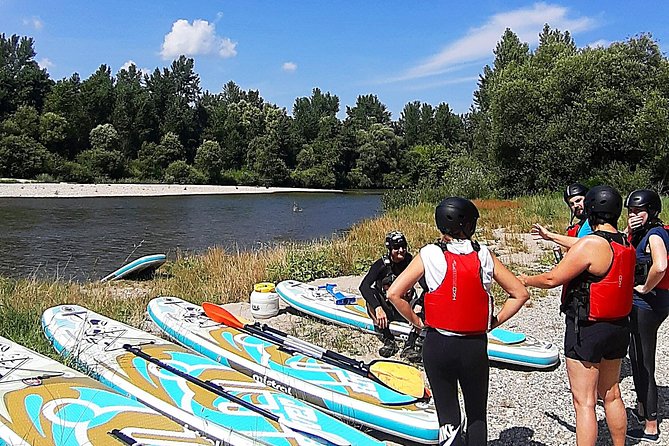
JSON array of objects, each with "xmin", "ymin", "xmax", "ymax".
[{"xmin": 2, "ymin": 1, "xmax": 668, "ymax": 118}]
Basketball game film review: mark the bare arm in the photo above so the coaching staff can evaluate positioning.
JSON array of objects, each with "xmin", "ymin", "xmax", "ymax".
[
  {"xmin": 531, "ymin": 223, "xmax": 579, "ymax": 249},
  {"xmin": 491, "ymin": 254, "xmax": 529, "ymax": 328},
  {"xmin": 387, "ymin": 256, "xmax": 425, "ymax": 329},
  {"xmin": 637, "ymin": 234, "xmax": 668, "ymax": 294},
  {"xmin": 521, "ymin": 236, "xmax": 598, "ymax": 289}
]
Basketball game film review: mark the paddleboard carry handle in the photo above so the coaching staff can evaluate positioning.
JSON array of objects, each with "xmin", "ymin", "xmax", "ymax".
[
  {"xmin": 319, "ymin": 283, "xmax": 356, "ymax": 305},
  {"xmin": 109, "ymin": 429, "xmax": 141, "ymax": 445},
  {"xmin": 122, "ymin": 344, "xmax": 350, "ymax": 446}
]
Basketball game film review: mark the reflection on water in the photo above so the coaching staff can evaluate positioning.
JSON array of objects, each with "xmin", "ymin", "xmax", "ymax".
[{"xmin": 0, "ymin": 192, "xmax": 381, "ymax": 281}]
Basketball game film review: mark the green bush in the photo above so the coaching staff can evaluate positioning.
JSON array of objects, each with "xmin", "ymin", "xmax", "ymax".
[
  {"xmin": 588, "ymin": 161, "xmax": 655, "ymax": 197},
  {"xmin": 163, "ymin": 160, "xmax": 206, "ymax": 184}
]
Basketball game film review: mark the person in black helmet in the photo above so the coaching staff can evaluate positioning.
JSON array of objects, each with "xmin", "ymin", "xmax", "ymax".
[
  {"xmin": 388, "ymin": 197, "xmax": 529, "ymax": 446},
  {"xmin": 359, "ymin": 231, "xmax": 427, "ymax": 359},
  {"xmin": 624, "ymin": 189, "xmax": 668, "ymax": 443},
  {"xmin": 532, "ymin": 183, "xmax": 594, "ymax": 257},
  {"xmin": 521, "ymin": 185, "xmax": 634, "ymax": 446}
]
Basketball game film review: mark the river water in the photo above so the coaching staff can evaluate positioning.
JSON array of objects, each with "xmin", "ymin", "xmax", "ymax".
[{"xmin": 0, "ymin": 192, "xmax": 381, "ymax": 281}]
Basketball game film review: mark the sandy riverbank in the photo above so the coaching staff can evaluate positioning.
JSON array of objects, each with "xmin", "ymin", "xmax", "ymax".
[{"xmin": 0, "ymin": 182, "xmax": 341, "ymax": 198}]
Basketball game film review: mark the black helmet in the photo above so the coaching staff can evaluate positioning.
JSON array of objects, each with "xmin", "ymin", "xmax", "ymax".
[
  {"xmin": 584, "ymin": 185, "xmax": 622, "ymax": 221},
  {"xmin": 564, "ymin": 183, "xmax": 589, "ymax": 203},
  {"xmin": 385, "ymin": 231, "xmax": 407, "ymax": 250},
  {"xmin": 625, "ymin": 189, "xmax": 661, "ymax": 218},
  {"xmin": 435, "ymin": 197, "xmax": 479, "ymax": 238}
]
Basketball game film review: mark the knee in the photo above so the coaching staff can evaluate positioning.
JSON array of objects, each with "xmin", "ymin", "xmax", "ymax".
[
  {"xmin": 598, "ymin": 385, "xmax": 622, "ymax": 405},
  {"xmin": 571, "ymin": 392, "xmax": 596, "ymax": 411}
]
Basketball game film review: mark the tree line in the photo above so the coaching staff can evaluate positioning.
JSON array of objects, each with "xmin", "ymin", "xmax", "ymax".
[{"xmin": 1, "ymin": 25, "xmax": 668, "ymax": 196}]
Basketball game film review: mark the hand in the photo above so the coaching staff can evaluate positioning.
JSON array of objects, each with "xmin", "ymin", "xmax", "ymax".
[
  {"xmin": 375, "ymin": 307, "xmax": 388, "ymax": 329},
  {"xmin": 531, "ymin": 223, "xmax": 553, "ymax": 241},
  {"xmin": 518, "ymin": 274, "xmax": 529, "ymax": 287},
  {"xmin": 628, "ymin": 215, "xmax": 644, "ymax": 232},
  {"xmin": 635, "ymin": 284, "xmax": 649, "ymax": 294}
]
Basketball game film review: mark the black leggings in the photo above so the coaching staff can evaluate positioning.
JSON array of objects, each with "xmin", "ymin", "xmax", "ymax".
[
  {"xmin": 629, "ymin": 305, "xmax": 669, "ymax": 421},
  {"xmin": 423, "ymin": 330, "xmax": 488, "ymax": 446}
]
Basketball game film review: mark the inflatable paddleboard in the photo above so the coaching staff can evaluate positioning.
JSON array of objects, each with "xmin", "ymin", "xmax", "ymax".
[
  {"xmin": 276, "ymin": 280, "xmax": 559, "ymax": 369},
  {"xmin": 42, "ymin": 305, "xmax": 385, "ymax": 446},
  {"xmin": 148, "ymin": 296, "xmax": 439, "ymax": 444},
  {"xmin": 100, "ymin": 254, "xmax": 166, "ymax": 282},
  {"xmin": 0, "ymin": 334, "xmax": 211, "ymax": 446}
]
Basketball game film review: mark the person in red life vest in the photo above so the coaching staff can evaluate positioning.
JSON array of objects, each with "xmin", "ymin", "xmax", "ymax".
[
  {"xmin": 520, "ymin": 185, "xmax": 634, "ymax": 446},
  {"xmin": 531, "ymin": 183, "xmax": 593, "ymax": 260},
  {"xmin": 624, "ymin": 189, "xmax": 668, "ymax": 443},
  {"xmin": 387, "ymin": 197, "xmax": 529, "ymax": 446}
]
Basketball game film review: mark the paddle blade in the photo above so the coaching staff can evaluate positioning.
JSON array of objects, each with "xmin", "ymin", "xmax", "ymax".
[
  {"xmin": 368, "ymin": 360, "xmax": 425, "ymax": 399},
  {"xmin": 202, "ymin": 302, "xmax": 247, "ymax": 328}
]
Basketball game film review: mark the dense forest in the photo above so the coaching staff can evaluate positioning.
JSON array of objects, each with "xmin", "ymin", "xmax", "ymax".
[{"xmin": 1, "ymin": 25, "xmax": 668, "ymax": 197}]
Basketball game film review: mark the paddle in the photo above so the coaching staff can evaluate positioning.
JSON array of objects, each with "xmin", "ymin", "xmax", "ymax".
[
  {"xmin": 202, "ymin": 302, "xmax": 427, "ymax": 399},
  {"xmin": 123, "ymin": 344, "xmax": 350, "ymax": 446}
]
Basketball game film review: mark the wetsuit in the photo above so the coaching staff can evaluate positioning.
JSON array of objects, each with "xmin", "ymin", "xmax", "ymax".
[
  {"xmin": 629, "ymin": 225, "xmax": 669, "ymax": 421},
  {"xmin": 359, "ymin": 253, "xmax": 427, "ymax": 324},
  {"xmin": 420, "ymin": 240, "xmax": 494, "ymax": 446}
]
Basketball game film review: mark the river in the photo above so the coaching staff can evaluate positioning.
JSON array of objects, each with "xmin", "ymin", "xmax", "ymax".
[{"xmin": 0, "ymin": 192, "xmax": 382, "ymax": 281}]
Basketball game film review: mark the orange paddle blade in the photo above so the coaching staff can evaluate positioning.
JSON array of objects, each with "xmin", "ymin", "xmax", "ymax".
[{"xmin": 202, "ymin": 302, "xmax": 247, "ymax": 328}]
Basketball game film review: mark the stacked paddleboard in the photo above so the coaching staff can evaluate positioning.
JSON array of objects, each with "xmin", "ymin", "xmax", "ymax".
[
  {"xmin": 148, "ymin": 296, "xmax": 439, "ymax": 444},
  {"xmin": 42, "ymin": 304, "xmax": 385, "ymax": 446},
  {"xmin": 100, "ymin": 254, "xmax": 166, "ymax": 282},
  {"xmin": 0, "ymin": 334, "xmax": 211, "ymax": 446},
  {"xmin": 276, "ymin": 280, "xmax": 559, "ymax": 369}
]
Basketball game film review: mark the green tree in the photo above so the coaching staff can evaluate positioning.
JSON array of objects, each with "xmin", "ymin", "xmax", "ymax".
[
  {"xmin": 89, "ymin": 123, "xmax": 120, "ymax": 152},
  {"xmin": 39, "ymin": 112, "xmax": 68, "ymax": 152},
  {"xmin": 0, "ymin": 34, "xmax": 52, "ymax": 117},
  {"xmin": 0, "ymin": 134, "xmax": 50, "ymax": 178},
  {"xmin": 194, "ymin": 139, "xmax": 225, "ymax": 183},
  {"xmin": 1, "ymin": 105, "xmax": 40, "ymax": 138}
]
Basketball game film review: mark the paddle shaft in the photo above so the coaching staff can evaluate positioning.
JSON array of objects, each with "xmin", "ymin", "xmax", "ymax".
[{"xmin": 123, "ymin": 344, "xmax": 279, "ymax": 422}]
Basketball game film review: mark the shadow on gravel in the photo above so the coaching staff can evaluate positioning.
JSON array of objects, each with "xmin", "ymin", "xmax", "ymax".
[
  {"xmin": 488, "ymin": 426, "xmax": 547, "ymax": 445},
  {"xmin": 490, "ymin": 360, "xmax": 561, "ymax": 372},
  {"xmin": 620, "ymin": 356, "xmax": 633, "ymax": 379}
]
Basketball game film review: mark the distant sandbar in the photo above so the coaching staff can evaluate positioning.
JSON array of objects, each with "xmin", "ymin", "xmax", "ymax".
[{"xmin": 0, "ymin": 182, "xmax": 342, "ymax": 198}]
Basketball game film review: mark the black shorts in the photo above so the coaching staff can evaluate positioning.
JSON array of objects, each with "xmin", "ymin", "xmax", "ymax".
[{"xmin": 564, "ymin": 316, "xmax": 630, "ymax": 363}]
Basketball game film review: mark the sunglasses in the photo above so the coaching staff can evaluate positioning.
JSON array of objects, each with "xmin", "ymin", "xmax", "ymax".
[{"xmin": 390, "ymin": 243, "xmax": 407, "ymax": 250}]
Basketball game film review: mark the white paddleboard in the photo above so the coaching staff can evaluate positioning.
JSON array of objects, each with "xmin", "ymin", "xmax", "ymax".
[
  {"xmin": 276, "ymin": 280, "xmax": 559, "ymax": 369},
  {"xmin": 100, "ymin": 254, "xmax": 166, "ymax": 282},
  {"xmin": 0, "ymin": 334, "xmax": 212, "ymax": 446},
  {"xmin": 148, "ymin": 296, "xmax": 439, "ymax": 444}
]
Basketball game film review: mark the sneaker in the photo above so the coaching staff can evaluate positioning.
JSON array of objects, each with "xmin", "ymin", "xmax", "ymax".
[
  {"xmin": 402, "ymin": 346, "xmax": 423, "ymax": 363},
  {"xmin": 379, "ymin": 337, "xmax": 398, "ymax": 358},
  {"xmin": 626, "ymin": 428, "xmax": 660, "ymax": 443}
]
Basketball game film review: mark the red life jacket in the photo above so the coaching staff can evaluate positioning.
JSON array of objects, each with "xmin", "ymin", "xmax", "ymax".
[
  {"xmin": 566, "ymin": 223, "xmax": 581, "ymax": 237},
  {"xmin": 424, "ymin": 242, "xmax": 493, "ymax": 334},
  {"xmin": 561, "ymin": 231, "xmax": 635, "ymax": 322}
]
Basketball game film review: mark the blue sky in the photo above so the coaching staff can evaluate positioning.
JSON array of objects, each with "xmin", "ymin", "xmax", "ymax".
[{"xmin": 2, "ymin": 1, "xmax": 668, "ymax": 118}]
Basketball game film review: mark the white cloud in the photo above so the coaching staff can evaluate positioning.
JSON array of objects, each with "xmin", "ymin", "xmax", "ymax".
[
  {"xmin": 22, "ymin": 16, "xmax": 43, "ymax": 30},
  {"xmin": 120, "ymin": 60, "xmax": 151, "ymax": 76},
  {"xmin": 160, "ymin": 19, "xmax": 237, "ymax": 60},
  {"xmin": 37, "ymin": 58, "xmax": 53, "ymax": 69},
  {"xmin": 399, "ymin": 2, "xmax": 597, "ymax": 81},
  {"xmin": 585, "ymin": 39, "xmax": 609, "ymax": 48},
  {"xmin": 282, "ymin": 62, "xmax": 297, "ymax": 72}
]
